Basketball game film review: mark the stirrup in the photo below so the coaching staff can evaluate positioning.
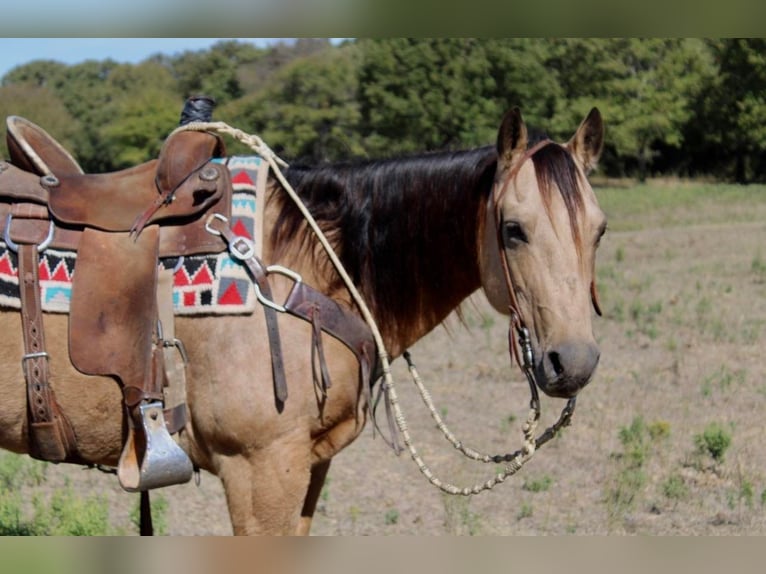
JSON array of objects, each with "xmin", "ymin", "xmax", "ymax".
[{"xmin": 117, "ymin": 401, "xmax": 193, "ymax": 492}]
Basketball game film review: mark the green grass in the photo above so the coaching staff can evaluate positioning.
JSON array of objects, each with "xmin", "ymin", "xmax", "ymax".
[
  {"xmin": 596, "ymin": 181, "xmax": 766, "ymax": 232},
  {"xmin": 694, "ymin": 423, "xmax": 732, "ymax": 463},
  {"xmin": 0, "ymin": 452, "xmax": 168, "ymax": 535}
]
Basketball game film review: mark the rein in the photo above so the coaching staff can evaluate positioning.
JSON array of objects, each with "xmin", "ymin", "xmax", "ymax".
[{"xmin": 171, "ymin": 122, "xmax": 575, "ymax": 496}]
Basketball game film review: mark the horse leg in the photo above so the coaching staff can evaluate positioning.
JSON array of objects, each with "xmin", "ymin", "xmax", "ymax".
[
  {"xmin": 295, "ymin": 459, "xmax": 331, "ymax": 535},
  {"xmin": 216, "ymin": 439, "xmax": 313, "ymax": 536}
]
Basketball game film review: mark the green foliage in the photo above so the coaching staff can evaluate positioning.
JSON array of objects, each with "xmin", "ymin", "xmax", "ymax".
[
  {"xmin": 129, "ymin": 494, "xmax": 169, "ymax": 536},
  {"xmin": 516, "ymin": 502, "xmax": 533, "ymax": 520},
  {"xmin": 384, "ymin": 508, "xmax": 399, "ymax": 525},
  {"xmin": 661, "ymin": 474, "xmax": 689, "ymax": 501},
  {"xmin": 442, "ymin": 494, "xmax": 481, "ymax": 535},
  {"xmin": 1, "ymin": 38, "xmax": 766, "ymax": 180},
  {"xmin": 0, "ymin": 451, "xmax": 46, "ymax": 490},
  {"xmin": 0, "ymin": 453, "xmax": 113, "ymax": 535},
  {"xmin": 606, "ymin": 415, "xmax": 670, "ymax": 527},
  {"xmin": 694, "ymin": 423, "xmax": 732, "ymax": 463},
  {"xmin": 357, "ymin": 39, "xmax": 555, "ymax": 156},
  {"xmin": 31, "ymin": 487, "xmax": 110, "ymax": 536},
  {"xmin": 224, "ymin": 45, "xmax": 363, "ymax": 162},
  {"xmin": 522, "ymin": 474, "xmax": 553, "ymax": 493}
]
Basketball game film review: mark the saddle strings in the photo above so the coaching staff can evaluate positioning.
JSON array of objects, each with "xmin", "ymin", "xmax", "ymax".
[{"xmin": 171, "ymin": 121, "xmax": 572, "ymax": 496}]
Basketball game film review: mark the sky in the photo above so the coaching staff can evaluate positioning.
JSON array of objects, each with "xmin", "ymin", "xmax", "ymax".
[{"xmin": 0, "ymin": 38, "xmax": 290, "ymax": 79}]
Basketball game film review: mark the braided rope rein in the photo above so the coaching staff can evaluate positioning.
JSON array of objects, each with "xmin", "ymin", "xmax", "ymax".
[{"xmin": 173, "ymin": 121, "xmax": 571, "ymax": 495}]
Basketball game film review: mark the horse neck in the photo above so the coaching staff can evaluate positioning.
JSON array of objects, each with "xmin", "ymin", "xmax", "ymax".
[{"xmin": 279, "ymin": 147, "xmax": 497, "ymax": 356}]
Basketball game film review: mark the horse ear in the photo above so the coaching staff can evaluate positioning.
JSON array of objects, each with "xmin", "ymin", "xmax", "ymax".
[
  {"xmin": 568, "ymin": 107, "xmax": 604, "ymax": 174},
  {"xmin": 497, "ymin": 107, "xmax": 528, "ymax": 171}
]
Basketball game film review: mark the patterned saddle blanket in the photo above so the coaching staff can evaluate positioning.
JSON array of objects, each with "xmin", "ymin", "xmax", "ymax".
[{"xmin": 0, "ymin": 155, "xmax": 267, "ymax": 315}]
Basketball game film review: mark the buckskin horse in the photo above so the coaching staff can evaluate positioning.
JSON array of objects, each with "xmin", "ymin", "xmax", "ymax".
[{"xmin": 0, "ymin": 105, "xmax": 606, "ymax": 535}]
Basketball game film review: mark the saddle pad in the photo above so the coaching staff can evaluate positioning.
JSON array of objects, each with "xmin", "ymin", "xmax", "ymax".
[{"xmin": 0, "ymin": 155, "xmax": 267, "ymax": 316}]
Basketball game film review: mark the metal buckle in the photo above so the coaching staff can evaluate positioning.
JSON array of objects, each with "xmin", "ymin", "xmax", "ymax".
[
  {"xmin": 254, "ymin": 265, "xmax": 303, "ymax": 313},
  {"xmin": 3, "ymin": 213, "xmax": 55, "ymax": 253},
  {"xmin": 204, "ymin": 212, "xmax": 227, "ymax": 236}
]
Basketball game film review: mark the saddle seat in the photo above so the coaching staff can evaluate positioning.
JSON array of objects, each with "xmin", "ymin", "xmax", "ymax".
[
  {"xmin": 0, "ymin": 113, "xmax": 233, "ymax": 491},
  {"xmin": 1, "ymin": 115, "xmax": 231, "ymax": 256}
]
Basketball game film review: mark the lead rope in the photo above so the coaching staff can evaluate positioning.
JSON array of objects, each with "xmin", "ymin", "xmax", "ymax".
[{"xmin": 171, "ymin": 121, "xmax": 569, "ymax": 495}]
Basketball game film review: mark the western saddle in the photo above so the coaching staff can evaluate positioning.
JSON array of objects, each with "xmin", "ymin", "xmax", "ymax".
[
  {"xmin": 0, "ymin": 98, "xmax": 386, "ymax": 509},
  {"xmin": 0, "ymin": 98, "xmax": 232, "ymax": 491}
]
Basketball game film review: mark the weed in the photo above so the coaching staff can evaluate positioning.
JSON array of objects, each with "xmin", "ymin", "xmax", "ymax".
[
  {"xmin": 740, "ymin": 479, "xmax": 754, "ymax": 509},
  {"xmin": 628, "ymin": 300, "xmax": 662, "ymax": 339},
  {"xmin": 694, "ymin": 422, "xmax": 732, "ymax": 463},
  {"xmin": 500, "ymin": 413, "xmax": 517, "ymax": 433},
  {"xmin": 0, "ymin": 453, "xmax": 45, "ymax": 490},
  {"xmin": 0, "ymin": 486, "xmax": 112, "ymax": 536},
  {"xmin": 606, "ymin": 416, "xmax": 671, "ymax": 528},
  {"xmin": 661, "ymin": 474, "xmax": 689, "ymax": 501},
  {"xmin": 615, "ymin": 246, "xmax": 625, "ymax": 263},
  {"xmin": 128, "ymin": 494, "xmax": 168, "ymax": 536},
  {"xmin": 0, "ymin": 453, "xmax": 132, "ymax": 535},
  {"xmin": 442, "ymin": 494, "xmax": 481, "ymax": 535},
  {"xmin": 384, "ymin": 508, "xmax": 399, "ymax": 525},
  {"xmin": 516, "ymin": 502, "xmax": 533, "ymax": 520},
  {"xmin": 522, "ymin": 474, "xmax": 553, "ymax": 493}
]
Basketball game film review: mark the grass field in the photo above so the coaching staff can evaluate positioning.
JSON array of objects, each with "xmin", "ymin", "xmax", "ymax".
[{"xmin": 4, "ymin": 179, "xmax": 766, "ymax": 535}]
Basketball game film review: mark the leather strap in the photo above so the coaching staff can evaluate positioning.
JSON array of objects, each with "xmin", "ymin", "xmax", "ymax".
[
  {"xmin": 212, "ymin": 222, "xmax": 288, "ymax": 407},
  {"xmin": 157, "ymin": 267, "xmax": 189, "ymax": 435},
  {"xmin": 13, "ymin": 225, "xmax": 77, "ymax": 462},
  {"xmin": 283, "ymin": 281, "xmax": 399, "ymax": 451}
]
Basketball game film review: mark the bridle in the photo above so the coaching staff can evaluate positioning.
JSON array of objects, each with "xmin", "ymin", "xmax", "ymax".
[{"xmin": 492, "ymin": 139, "xmax": 577, "ymax": 449}]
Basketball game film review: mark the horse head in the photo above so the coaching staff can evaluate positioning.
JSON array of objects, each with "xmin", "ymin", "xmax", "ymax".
[{"xmin": 480, "ymin": 107, "xmax": 606, "ymax": 399}]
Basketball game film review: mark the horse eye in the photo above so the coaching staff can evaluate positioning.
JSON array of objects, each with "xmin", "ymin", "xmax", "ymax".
[
  {"xmin": 596, "ymin": 223, "xmax": 608, "ymax": 246},
  {"xmin": 503, "ymin": 221, "xmax": 528, "ymax": 247}
]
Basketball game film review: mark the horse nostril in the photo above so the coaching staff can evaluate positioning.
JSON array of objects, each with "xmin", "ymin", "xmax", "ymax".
[{"xmin": 548, "ymin": 351, "xmax": 565, "ymax": 376}]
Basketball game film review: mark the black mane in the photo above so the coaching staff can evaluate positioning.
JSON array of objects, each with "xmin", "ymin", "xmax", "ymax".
[{"xmin": 272, "ymin": 147, "xmax": 497, "ymax": 343}]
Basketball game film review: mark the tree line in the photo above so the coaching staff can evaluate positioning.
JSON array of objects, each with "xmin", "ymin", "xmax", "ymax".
[{"xmin": 1, "ymin": 38, "xmax": 764, "ymax": 182}]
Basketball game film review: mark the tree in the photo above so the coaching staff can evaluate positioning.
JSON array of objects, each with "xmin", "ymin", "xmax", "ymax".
[
  {"xmin": 0, "ymin": 84, "xmax": 79, "ymax": 161},
  {"xmin": 688, "ymin": 39, "xmax": 766, "ymax": 182},
  {"xmin": 94, "ymin": 62, "xmax": 181, "ymax": 168},
  {"xmin": 548, "ymin": 39, "xmax": 715, "ymax": 180},
  {"xmin": 356, "ymin": 39, "xmax": 563, "ymax": 157},
  {"xmin": 167, "ymin": 40, "xmax": 264, "ymax": 105},
  {"xmin": 221, "ymin": 44, "xmax": 362, "ymax": 162}
]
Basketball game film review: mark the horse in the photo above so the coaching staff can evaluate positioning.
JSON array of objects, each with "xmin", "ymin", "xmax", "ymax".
[{"xmin": 0, "ymin": 106, "xmax": 606, "ymax": 535}]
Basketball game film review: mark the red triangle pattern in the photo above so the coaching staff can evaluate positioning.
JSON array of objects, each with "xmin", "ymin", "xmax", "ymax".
[
  {"xmin": 0, "ymin": 253, "xmax": 15, "ymax": 276},
  {"xmin": 231, "ymin": 170, "xmax": 254, "ymax": 186},
  {"xmin": 174, "ymin": 267, "xmax": 191, "ymax": 287},
  {"xmin": 38, "ymin": 261, "xmax": 50, "ymax": 281},
  {"xmin": 51, "ymin": 263, "xmax": 70, "ymax": 282},
  {"xmin": 218, "ymin": 282, "xmax": 244, "ymax": 305},
  {"xmin": 231, "ymin": 219, "xmax": 252, "ymax": 239},
  {"xmin": 191, "ymin": 264, "xmax": 214, "ymax": 286}
]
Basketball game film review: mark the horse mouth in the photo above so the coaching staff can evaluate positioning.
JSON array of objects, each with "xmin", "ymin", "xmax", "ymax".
[{"xmin": 533, "ymin": 342, "xmax": 600, "ymax": 399}]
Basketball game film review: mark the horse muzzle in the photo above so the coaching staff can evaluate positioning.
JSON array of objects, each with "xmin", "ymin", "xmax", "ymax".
[{"xmin": 533, "ymin": 341, "xmax": 600, "ymax": 399}]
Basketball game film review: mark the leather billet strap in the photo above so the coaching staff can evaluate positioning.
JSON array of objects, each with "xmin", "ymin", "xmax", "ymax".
[
  {"xmin": 207, "ymin": 217, "xmax": 288, "ymax": 407},
  {"xmin": 206, "ymin": 215, "xmax": 385, "ymax": 433},
  {"xmin": 5, "ymin": 213, "xmax": 78, "ymax": 462}
]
